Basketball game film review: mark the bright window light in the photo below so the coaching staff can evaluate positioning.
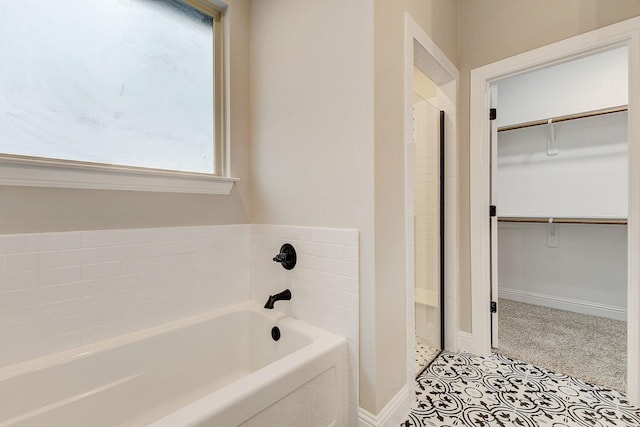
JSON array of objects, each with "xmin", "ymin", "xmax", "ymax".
[{"xmin": 0, "ymin": 0, "xmax": 224, "ymax": 175}]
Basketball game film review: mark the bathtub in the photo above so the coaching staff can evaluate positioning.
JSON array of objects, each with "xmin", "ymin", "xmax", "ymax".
[{"xmin": 0, "ymin": 301, "xmax": 348, "ymax": 426}]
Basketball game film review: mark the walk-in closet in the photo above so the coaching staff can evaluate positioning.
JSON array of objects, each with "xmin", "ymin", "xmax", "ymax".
[{"xmin": 492, "ymin": 46, "xmax": 629, "ymax": 392}]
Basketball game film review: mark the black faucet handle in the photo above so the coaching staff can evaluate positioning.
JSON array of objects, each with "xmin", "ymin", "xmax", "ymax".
[
  {"xmin": 273, "ymin": 244, "xmax": 297, "ymax": 270},
  {"xmin": 273, "ymin": 253, "xmax": 287, "ymax": 263}
]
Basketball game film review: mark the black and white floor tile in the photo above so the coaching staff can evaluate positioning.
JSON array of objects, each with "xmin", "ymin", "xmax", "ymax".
[
  {"xmin": 415, "ymin": 336, "xmax": 440, "ymax": 377},
  {"xmin": 402, "ymin": 351, "xmax": 640, "ymax": 426}
]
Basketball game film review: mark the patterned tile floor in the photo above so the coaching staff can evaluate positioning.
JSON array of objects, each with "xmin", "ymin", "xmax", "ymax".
[
  {"xmin": 402, "ymin": 351, "xmax": 640, "ymax": 426},
  {"xmin": 415, "ymin": 336, "xmax": 441, "ymax": 377}
]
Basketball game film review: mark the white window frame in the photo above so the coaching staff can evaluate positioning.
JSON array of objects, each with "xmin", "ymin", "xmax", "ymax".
[{"xmin": 0, "ymin": 0, "xmax": 236, "ymax": 195}]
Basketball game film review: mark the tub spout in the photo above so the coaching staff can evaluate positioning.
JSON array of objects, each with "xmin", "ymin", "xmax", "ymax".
[{"xmin": 264, "ymin": 289, "xmax": 292, "ymax": 309}]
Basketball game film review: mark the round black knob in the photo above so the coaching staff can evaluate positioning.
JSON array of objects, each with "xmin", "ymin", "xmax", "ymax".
[
  {"xmin": 273, "ymin": 243, "xmax": 296, "ymax": 270},
  {"xmin": 271, "ymin": 326, "xmax": 281, "ymax": 341}
]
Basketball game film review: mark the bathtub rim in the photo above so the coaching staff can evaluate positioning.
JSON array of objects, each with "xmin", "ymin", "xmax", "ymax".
[
  {"xmin": 150, "ymin": 316, "xmax": 348, "ymax": 427},
  {"xmin": 0, "ymin": 300, "xmax": 342, "ymax": 382}
]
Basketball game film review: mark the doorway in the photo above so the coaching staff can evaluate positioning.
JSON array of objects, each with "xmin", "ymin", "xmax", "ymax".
[
  {"xmin": 469, "ymin": 17, "xmax": 640, "ymax": 404},
  {"xmin": 489, "ymin": 46, "xmax": 629, "ymax": 392},
  {"xmin": 404, "ymin": 12, "xmax": 459, "ymax": 393}
]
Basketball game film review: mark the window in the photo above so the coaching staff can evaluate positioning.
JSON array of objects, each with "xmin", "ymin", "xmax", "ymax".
[{"xmin": 0, "ymin": 0, "xmax": 231, "ymax": 193}]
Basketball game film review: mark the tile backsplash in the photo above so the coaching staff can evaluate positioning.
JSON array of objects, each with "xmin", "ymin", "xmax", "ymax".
[
  {"xmin": 250, "ymin": 224, "xmax": 359, "ymax": 427},
  {"xmin": 0, "ymin": 225, "xmax": 250, "ymax": 366},
  {"xmin": 0, "ymin": 223, "xmax": 359, "ymax": 424}
]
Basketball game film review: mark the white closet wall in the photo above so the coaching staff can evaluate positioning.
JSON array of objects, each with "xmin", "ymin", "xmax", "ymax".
[
  {"xmin": 497, "ymin": 46, "xmax": 627, "ymax": 128},
  {"xmin": 498, "ymin": 112, "xmax": 627, "ymax": 218},
  {"xmin": 496, "ymin": 47, "xmax": 628, "ymax": 320},
  {"xmin": 499, "ymin": 223, "xmax": 627, "ymax": 320}
]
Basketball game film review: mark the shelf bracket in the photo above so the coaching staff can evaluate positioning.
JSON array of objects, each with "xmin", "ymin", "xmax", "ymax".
[
  {"xmin": 547, "ymin": 119, "xmax": 559, "ymax": 156},
  {"xmin": 547, "ymin": 217, "xmax": 559, "ymax": 247}
]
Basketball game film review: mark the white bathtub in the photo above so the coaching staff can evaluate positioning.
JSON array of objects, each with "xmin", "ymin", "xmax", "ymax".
[{"xmin": 0, "ymin": 301, "xmax": 348, "ymax": 426}]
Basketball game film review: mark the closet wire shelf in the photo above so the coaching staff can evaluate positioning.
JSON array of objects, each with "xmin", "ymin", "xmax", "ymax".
[
  {"xmin": 498, "ymin": 217, "xmax": 627, "ymax": 225},
  {"xmin": 497, "ymin": 105, "xmax": 628, "ymax": 132},
  {"xmin": 497, "ymin": 105, "xmax": 628, "ymax": 226}
]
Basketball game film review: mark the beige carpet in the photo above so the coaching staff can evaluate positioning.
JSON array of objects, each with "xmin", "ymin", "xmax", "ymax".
[{"xmin": 496, "ymin": 298, "xmax": 627, "ymax": 393}]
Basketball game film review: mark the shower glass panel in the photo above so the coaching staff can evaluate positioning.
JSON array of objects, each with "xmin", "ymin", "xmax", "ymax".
[{"xmin": 413, "ymin": 97, "xmax": 442, "ymax": 375}]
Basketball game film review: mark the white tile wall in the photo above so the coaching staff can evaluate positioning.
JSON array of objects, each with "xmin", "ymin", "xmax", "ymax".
[
  {"xmin": 0, "ymin": 223, "xmax": 359, "ymax": 424},
  {"xmin": 250, "ymin": 224, "xmax": 359, "ymax": 427},
  {"xmin": 0, "ymin": 225, "xmax": 250, "ymax": 366}
]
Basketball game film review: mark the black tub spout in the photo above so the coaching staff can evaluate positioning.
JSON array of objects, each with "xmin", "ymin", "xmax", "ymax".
[{"xmin": 264, "ymin": 289, "xmax": 292, "ymax": 309}]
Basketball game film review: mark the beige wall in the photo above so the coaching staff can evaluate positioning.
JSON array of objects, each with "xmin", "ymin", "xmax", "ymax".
[
  {"xmin": 0, "ymin": 0, "xmax": 251, "ymax": 235},
  {"xmin": 456, "ymin": 0, "xmax": 640, "ymax": 333},
  {"xmin": 0, "ymin": 186, "xmax": 249, "ymax": 234},
  {"xmin": 248, "ymin": 0, "xmax": 378, "ymax": 412},
  {"xmin": 372, "ymin": 0, "xmax": 458, "ymax": 413},
  {"xmin": 249, "ymin": 0, "xmax": 458, "ymax": 415},
  {"xmin": 249, "ymin": 0, "xmax": 374, "ymax": 230}
]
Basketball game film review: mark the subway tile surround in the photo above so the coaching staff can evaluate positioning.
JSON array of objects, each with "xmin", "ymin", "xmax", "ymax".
[
  {"xmin": 0, "ymin": 225, "xmax": 251, "ymax": 367},
  {"xmin": 0, "ymin": 224, "xmax": 359, "ymax": 425},
  {"xmin": 250, "ymin": 224, "xmax": 359, "ymax": 427}
]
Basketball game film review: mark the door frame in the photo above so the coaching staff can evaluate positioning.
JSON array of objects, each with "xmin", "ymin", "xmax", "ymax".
[
  {"xmin": 469, "ymin": 16, "xmax": 640, "ymax": 404},
  {"xmin": 404, "ymin": 12, "xmax": 459, "ymax": 390}
]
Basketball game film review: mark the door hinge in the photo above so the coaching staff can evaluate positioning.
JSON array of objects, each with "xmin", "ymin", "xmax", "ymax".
[
  {"xmin": 490, "ymin": 108, "xmax": 497, "ymax": 121},
  {"xmin": 490, "ymin": 301, "xmax": 497, "ymax": 313},
  {"xmin": 490, "ymin": 205, "xmax": 497, "ymax": 217}
]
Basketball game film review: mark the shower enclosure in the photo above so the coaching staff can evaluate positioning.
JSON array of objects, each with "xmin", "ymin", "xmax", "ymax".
[{"xmin": 413, "ymin": 97, "xmax": 444, "ymax": 376}]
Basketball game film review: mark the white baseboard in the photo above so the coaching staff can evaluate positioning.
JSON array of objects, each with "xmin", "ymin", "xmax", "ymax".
[
  {"xmin": 499, "ymin": 288, "xmax": 627, "ymax": 321},
  {"xmin": 358, "ymin": 384, "xmax": 413, "ymax": 427},
  {"xmin": 458, "ymin": 331, "xmax": 474, "ymax": 353}
]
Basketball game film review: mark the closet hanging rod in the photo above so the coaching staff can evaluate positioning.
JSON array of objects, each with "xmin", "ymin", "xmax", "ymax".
[
  {"xmin": 498, "ymin": 217, "xmax": 628, "ymax": 225},
  {"xmin": 498, "ymin": 105, "xmax": 628, "ymax": 132}
]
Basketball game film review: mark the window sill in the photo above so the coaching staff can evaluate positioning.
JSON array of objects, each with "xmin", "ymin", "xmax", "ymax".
[{"xmin": 0, "ymin": 156, "xmax": 238, "ymax": 195}]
